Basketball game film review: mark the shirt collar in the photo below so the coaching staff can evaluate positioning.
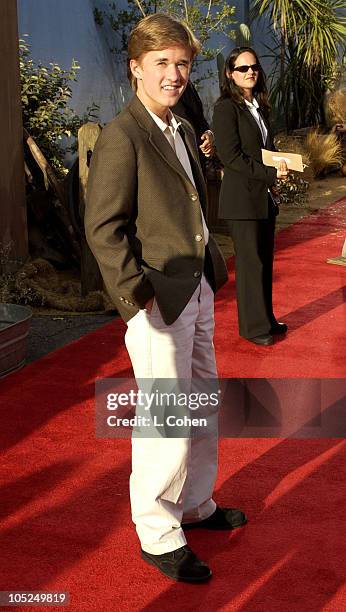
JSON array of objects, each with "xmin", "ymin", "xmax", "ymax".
[
  {"xmin": 245, "ymin": 98, "xmax": 259, "ymax": 110},
  {"xmin": 146, "ymin": 107, "xmax": 181, "ymax": 135}
]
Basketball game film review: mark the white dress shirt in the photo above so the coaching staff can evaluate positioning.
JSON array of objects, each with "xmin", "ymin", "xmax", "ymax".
[
  {"xmin": 245, "ymin": 98, "xmax": 267, "ymax": 146},
  {"xmin": 146, "ymin": 107, "xmax": 209, "ymax": 244},
  {"xmin": 245, "ymin": 98, "xmax": 276, "ymax": 203}
]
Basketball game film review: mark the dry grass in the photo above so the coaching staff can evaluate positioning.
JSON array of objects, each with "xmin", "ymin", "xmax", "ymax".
[
  {"xmin": 304, "ymin": 130, "xmax": 343, "ymax": 177},
  {"xmin": 0, "ymin": 258, "xmax": 114, "ymax": 312},
  {"xmin": 274, "ymin": 133, "xmax": 310, "ymax": 166}
]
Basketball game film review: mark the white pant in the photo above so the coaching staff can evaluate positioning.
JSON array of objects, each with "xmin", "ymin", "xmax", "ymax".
[{"xmin": 124, "ymin": 275, "xmax": 219, "ymax": 554}]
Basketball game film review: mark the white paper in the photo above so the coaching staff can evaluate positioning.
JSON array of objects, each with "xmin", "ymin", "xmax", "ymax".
[{"xmin": 262, "ymin": 149, "xmax": 304, "ymax": 172}]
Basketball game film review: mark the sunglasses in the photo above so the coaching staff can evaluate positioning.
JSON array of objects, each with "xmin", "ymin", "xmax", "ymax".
[{"xmin": 233, "ymin": 63, "xmax": 260, "ymax": 73}]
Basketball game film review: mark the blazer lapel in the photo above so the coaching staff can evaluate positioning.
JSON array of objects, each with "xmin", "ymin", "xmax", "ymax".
[
  {"xmin": 260, "ymin": 111, "xmax": 275, "ymax": 149},
  {"xmin": 257, "ymin": 107, "xmax": 273, "ymax": 148},
  {"xmin": 128, "ymin": 95, "xmax": 196, "ymax": 187},
  {"xmin": 243, "ymin": 103, "xmax": 274, "ymax": 149},
  {"xmin": 177, "ymin": 124, "xmax": 208, "ymax": 214},
  {"xmin": 148, "ymin": 127, "xmax": 193, "ymax": 185},
  {"xmin": 242, "ymin": 105, "xmax": 266, "ymax": 147}
]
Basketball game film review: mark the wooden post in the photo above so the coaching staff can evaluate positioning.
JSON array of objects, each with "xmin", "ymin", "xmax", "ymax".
[
  {"xmin": 78, "ymin": 122, "xmax": 103, "ymax": 295},
  {"xmin": 0, "ymin": 0, "xmax": 28, "ymax": 274}
]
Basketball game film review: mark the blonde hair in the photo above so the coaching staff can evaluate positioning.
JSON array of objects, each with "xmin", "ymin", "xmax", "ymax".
[{"xmin": 128, "ymin": 13, "xmax": 201, "ymax": 90}]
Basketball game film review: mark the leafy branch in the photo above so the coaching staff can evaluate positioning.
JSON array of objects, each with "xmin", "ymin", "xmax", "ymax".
[
  {"xmin": 93, "ymin": 0, "xmax": 238, "ymax": 85},
  {"xmin": 19, "ymin": 36, "xmax": 99, "ymax": 175}
]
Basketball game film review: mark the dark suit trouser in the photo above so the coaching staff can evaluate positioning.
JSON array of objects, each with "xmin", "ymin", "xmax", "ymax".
[{"xmin": 227, "ymin": 209, "xmax": 276, "ymax": 339}]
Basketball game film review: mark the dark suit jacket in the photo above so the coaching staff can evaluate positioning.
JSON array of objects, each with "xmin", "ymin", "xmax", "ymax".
[
  {"xmin": 85, "ymin": 95, "xmax": 228, "ymax": 325},
  {"xmin": 173, "ymin": 81, "xmax": 211, "ymax": 173},
  {"xmin": 173, "ymin": 81, "xmax": 210, "ymax": 144},
  {"xmin": 213, "ymin": 97, "xmax": 277, "ymax": 219}
]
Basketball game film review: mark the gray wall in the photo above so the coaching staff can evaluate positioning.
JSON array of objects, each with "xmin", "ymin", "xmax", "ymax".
[{"xmin": 17, "ymin": 0, "xmax": 272, "ymax": 126}]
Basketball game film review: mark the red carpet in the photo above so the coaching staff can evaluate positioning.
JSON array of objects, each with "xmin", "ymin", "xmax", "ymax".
[
  {"xmin": 215, "ymin": 195, "xmax": 346, "ymax": 377},
  {"xmin": 0, "ymin": 199, "xmax": 345, "ymax": 611}
]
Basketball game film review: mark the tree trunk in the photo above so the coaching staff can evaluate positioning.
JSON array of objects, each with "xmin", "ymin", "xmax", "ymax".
[{"xmin": 0, "ymin": 0, "xmax": 28, "ymax": 274}]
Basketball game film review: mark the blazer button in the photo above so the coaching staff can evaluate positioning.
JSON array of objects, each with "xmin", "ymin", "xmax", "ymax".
[
  {"xmin": 190, "ymin": 194, "xmax": 198, "ymax": 201},
  {"xmin": 119, "ymin": 297, "xmax": 124, "ymax": 301},
  {"xmin": 195, "ymin": 234, "xmax": 203, "ymax": 242},
  {"xmin": 193, "ymin": 271, "xmax": 201, "ymax": 278}
]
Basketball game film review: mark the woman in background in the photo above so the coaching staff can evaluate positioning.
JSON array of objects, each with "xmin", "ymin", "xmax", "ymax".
[{"xmin": 213, "ymin": 47, "xmax": 288, "ymax": 346}]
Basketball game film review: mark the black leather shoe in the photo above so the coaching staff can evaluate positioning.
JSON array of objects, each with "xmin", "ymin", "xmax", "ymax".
[
  {"xmin": 247, "ymin": 334, "xmax": 273, "ymax": 346},
  {"xmin": 270, "ymin": 322, "xmax": 288, "ymax": 335},
  {"xmin": 183, "ymin": 507, "xmax": 247, "ymax": 531},
  {"xmin": 141, "ymin": 545, "xmax": 212, "ymax": 582}
]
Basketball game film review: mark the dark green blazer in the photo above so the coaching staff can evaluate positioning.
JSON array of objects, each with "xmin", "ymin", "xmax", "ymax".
[
  {"xmin": 213, "ymin": 97, "xmax": 277, "ymax": 219},
  {"xmin": 85, "ymin": 95, "xmax": 228, "ymax": 325}
]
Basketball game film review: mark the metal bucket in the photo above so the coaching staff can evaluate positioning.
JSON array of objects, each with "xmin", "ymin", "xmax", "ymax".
[{"xmin": 0, "ymin": 304, "xmax": 32, "ymax": 378}]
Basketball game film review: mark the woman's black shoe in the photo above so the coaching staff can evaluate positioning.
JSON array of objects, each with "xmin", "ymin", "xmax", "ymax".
[
  {"xmin": 141, "ymin": 545, "xmax": 212, "ymax": 582},
  {"xmin": 247, "ymin": 334, "xmax": 273, "ymax": 346},
  {"xmin": 270, "ymin": 322, "xmax": 288, "ymax": 334}
]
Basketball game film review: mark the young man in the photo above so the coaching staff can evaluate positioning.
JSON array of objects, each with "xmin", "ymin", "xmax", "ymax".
[{"xmin": 85, "ymin": 13, "xmax": 246, "ymax": 583}]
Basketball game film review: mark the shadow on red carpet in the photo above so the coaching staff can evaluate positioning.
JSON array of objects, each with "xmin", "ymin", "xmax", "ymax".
[{"xmin": 0, "ymin": 198, "xmax": 345, "ymax": 610}]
